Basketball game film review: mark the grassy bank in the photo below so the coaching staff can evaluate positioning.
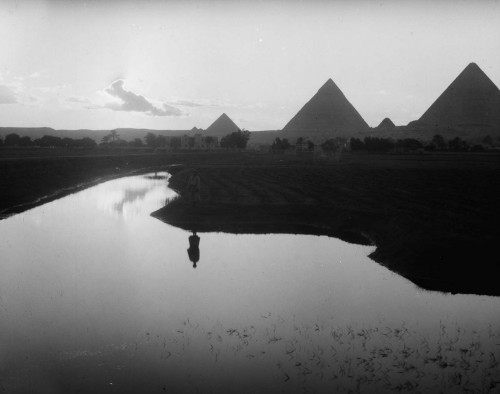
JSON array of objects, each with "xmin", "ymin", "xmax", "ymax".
[{"xmin": 153, "ymin": 152, "xmax": 500, "ymax": 296}]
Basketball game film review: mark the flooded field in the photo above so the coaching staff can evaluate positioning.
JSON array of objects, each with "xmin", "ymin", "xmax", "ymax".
[{"xmin": 1, "ymin": 172, "xmax": 499, "ymax": 393}]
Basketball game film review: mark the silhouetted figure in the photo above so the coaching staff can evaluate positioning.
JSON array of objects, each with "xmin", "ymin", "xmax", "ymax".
[
  {"xmin": 187, "ymin": 169, "xmax": 201, "ymax": 207},
  {"xmin": 187, "ymin": 231, "xmax": 200, "ymax": 268}
]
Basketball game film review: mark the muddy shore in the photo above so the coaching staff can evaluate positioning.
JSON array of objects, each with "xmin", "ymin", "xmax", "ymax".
[{"xmin": 152, "ymin": 153, "xmax": 500, "ymax": 296}]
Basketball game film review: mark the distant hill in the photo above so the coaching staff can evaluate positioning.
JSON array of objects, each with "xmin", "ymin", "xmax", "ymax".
[
  {"xmin": 205, "ymin": 113, "xmax": 241, "ymax": 136},
  {"xmin": 0, "ymin": 127, "xmax": 105, "ymax": 141},
  {"xmin": 0, "ymin": 127, "xmax": 194, "ymax": 142},
  {"xmin": 282, "ymin": 78, "xmax": 369, "ymax": 141},
  {"xmin": 114, "ymin": 128, "xmax": 190, "ymax": 140}
]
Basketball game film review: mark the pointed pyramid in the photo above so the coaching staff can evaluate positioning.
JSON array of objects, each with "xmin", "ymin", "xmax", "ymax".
[
  {"xmin": 282, "ymin": 79, "xmax": 369, "ymax": 137},
  {"xmin": 205, "ymin": 113, "xmax": 240, "ymax": 136},
  {"xmin": 377, "ymin": 117, "xmax": 396, "ymax": 130},
  {"xmin": 418, "ymin": 63, "xmax": 500, "ymax": 131}
]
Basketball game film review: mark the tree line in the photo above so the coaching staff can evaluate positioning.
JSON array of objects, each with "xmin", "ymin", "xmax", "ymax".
[
  {"xmin": 0, "ymin": 129, "xmax": 251, "ymax": 150},
  {"xmin": 350, "ymin": 134, "xmax": 498, "ymax": 152},
  {"xmin": 3, "ymin": 130, "xmax": 496, "ymax": 153},
  {"xmin": 0, "ymin": 133, "xmax": 97, "ymax": 148},
  {"xmin": 269, "ymin": 134, "xmax": 499, "ymax": 154}
]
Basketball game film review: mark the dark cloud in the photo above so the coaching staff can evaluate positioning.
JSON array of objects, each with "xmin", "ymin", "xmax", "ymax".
[
  {"xmin": 0, "ymin": 85, "xmax": 17, "ymax": 104},
  {"xmin": 104, "ymin": 79, "xmax": 182, "ymax": 116}
]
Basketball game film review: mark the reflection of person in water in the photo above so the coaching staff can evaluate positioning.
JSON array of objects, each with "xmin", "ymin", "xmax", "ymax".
[
  {"xmin": 187, "ymin": 169, "xmax": 201, "ymax": 207},
  {"xmin": 187, "ymin": 231, "xmax": 200, "ymax": 268}
]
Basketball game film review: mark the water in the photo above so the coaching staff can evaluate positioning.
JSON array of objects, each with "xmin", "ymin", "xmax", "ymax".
[{"xmin": 0, "ymin": 172, "xmax": 499, "ymax": 393}]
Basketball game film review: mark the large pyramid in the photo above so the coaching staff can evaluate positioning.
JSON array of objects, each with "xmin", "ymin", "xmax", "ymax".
[
  {"xmin": 417, "ymin": 63, "xmax": 500, "ymax": 133},
  {"xmin": 282, "ymin": 79, "xmax": 369, "ymax": 138},
  {"xmin": 205, "ymin": 113, "xmax": 240, "ymax": 136}
]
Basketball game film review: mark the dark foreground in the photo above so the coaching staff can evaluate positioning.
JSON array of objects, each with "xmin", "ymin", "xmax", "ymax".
[{"xmin": 153, "ymin": 152, "xmax": 500, "ymax": 296}]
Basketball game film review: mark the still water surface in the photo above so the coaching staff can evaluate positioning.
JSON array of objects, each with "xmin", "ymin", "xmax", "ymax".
[{"xmin": 0, "ymin": 172, "xmax": 499, "ymax": 393}]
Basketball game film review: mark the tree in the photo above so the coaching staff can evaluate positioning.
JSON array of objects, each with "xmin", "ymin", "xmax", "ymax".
[
  {"xmin": 4, "ymin": 133, "xmax": 21, "ymax": 146},
  {"xmin": 397, "ymin": 138, "xmax": 423, "ymax": 151},
  {"xmin": 432, "ymin": 134, "xmax": 446, "ymax": 151},
  {"xmin": 220, "ymin": 129, "xmax": 250, "ymax": 149},
  {"xmin": 363, "ymin": 137, "xmax": 394, "ymax": 152},
  {"xmin": 296, "ymin": 137, "xmax": 304, "ymax": 151},
  {"xmin": 482, "ymin": 135, "xmax": 493, "ymax": 147},
  {"xmin": 101, "ymin": 135, "xmax": 111, "ymax": 144},
  {"xmin": 18, "ymin": 136, "xmax": 33, "ymax": 147},
  {"xmin": 144, "ymin": 132, "xmax": 158, "ymax": 147},
  {"xmin": 307, "ymin": 140, "xmax": 315, "ymax": 151},
  {"xmin": 62, "ymin": 137, "xmax": 75, "ymax": 148},
  {"xmin": 271, "ymin": 137, "xmax": 291, "ymax": 152},
  {"xmin": 39, "ymin": 135, "xmax": 63, "ymax": 147},
  {"xmin": 156, "ymin": 135, "xmax": 167, "ymax": 147},
  {"xmin": 129, "ymin": 138, "xmax": 144, "ymax": 147},
  {"xmin": 448, "ymin": 137, "xmax": 468, "ymax": 151},
  {"xmin": 321, "ymin": 138, "xmax": 348, "ymax": 154},
  {"xmin": 321, "ymin": 139, "xmax": 341, "ymax": 154},
  {"xmin": 79, "ymin": 137, "xmax": 97, "ymax": 148},
  {"xmin": 204, "ymin": 136, "xmax": 215, "ymax": 144},
  {"xmin": 350, "ymin": 137, "xmax": 365, "ymax": 151},
  {"xmin": 109, "ymin": 130, "xmax": 119, "ymax": 142}
]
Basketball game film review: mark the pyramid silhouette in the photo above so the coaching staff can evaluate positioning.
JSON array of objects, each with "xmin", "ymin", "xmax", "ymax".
[
  {"xmin": 418, "ymin": 63, "xmax": 500, "ymax": 131},
  {"xmin": 205, "ymin": 113, "xmax": 240, "ymax": 136},
  {"xmin": 282, "ymin": 79, "xmax": 369, "ymax": 137},
  {"xmin": 377, "ymin": 117, "xmax": 396, "ymax": 130}
]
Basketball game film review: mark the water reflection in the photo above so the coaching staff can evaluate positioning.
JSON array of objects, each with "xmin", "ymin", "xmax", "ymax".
[
  {"xmin": 0, "ymin": 172, "xmax": 499, "ymax": 393},
  {"xmin": 113, "ymin": 187, "xmax": 152, "ymax": 213},
  {"xmin": 187, "ymin": 231, "xmax": 200, "ymax": 268},
  {"xmin": 89, "ymin": 172, "xmax": 176, "ymax": 218}
]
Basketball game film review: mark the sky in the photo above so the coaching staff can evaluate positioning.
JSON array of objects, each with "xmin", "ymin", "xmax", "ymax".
[{"xmin": 1, "ymin": 0, "xmax": 500, "ymax": 131}]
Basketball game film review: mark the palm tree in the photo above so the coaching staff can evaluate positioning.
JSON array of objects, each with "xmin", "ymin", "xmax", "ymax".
[{"xmin": 109, "ymin": 130, "xmax": 119, "ymax": 142}]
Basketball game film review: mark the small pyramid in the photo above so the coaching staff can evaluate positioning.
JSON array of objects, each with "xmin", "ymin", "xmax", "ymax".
[
  {"xmin": 377, "ymin": 118, "xmax": 396, "ymax": 130},
  {"xmin": 418, "ymin": 63, "xmax": 500, "ymax": 130},
  {"xmin": 282, "ymin": 78, "xmax": 369, "ymax": 137},
  {"xmin": 205, "ymin": 113, "xmax": 240, "ymax": 136}
]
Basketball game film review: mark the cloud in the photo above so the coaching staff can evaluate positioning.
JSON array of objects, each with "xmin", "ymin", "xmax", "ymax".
[
  {"xmin": 0, "ymin": 85, "xmax": 17, "ymax": 104},
  {"xmin": 104, "ymin": 79, "xmax": 182, "ymax": 116},
  {"xmin": 67, "ymin": 96, "xmax": 91, "ymax": 104},
  {"xmin": 171, "ymin": 100, "xmax": 210, "ymax": 108}
]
